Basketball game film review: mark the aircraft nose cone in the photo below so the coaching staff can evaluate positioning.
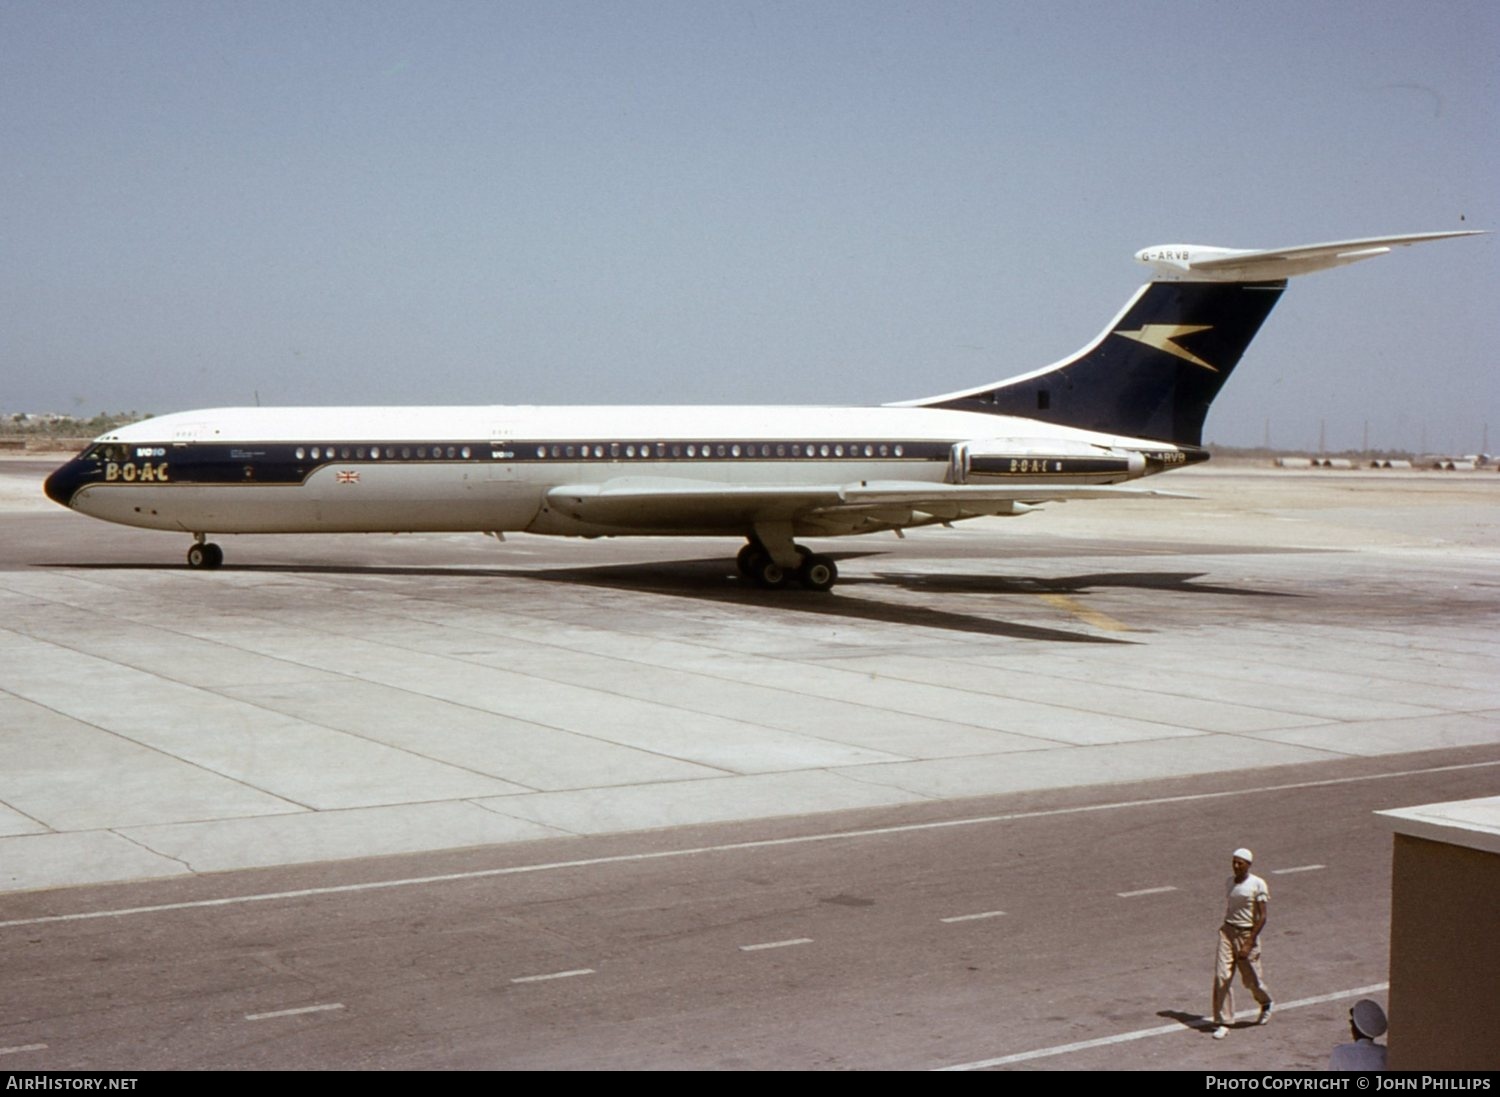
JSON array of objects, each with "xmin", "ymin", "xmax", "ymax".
[{"xmin": 43, "ymin": 461, "xmax": 82, "ymax": 507}]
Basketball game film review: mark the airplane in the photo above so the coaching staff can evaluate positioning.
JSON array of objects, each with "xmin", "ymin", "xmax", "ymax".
[{"xmin": 43, "ymin": 230, "xmax": 1482, "ymax": 592}]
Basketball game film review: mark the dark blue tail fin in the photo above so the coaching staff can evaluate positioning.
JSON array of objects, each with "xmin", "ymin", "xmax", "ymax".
[{"xmin": 909, "ymin": 279, "xmax": 1286, "ymax": 447}]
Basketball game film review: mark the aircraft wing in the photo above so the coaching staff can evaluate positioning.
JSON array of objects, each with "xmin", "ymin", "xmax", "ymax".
[{"xmin": 544, "ymin": 477, "xmax": 1188, "ymax": 534}]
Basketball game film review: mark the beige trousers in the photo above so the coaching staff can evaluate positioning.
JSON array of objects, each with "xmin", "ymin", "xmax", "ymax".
[{"xmin": 1213, "ymin": 923, "xmax": 1271, "ymax": 1025}]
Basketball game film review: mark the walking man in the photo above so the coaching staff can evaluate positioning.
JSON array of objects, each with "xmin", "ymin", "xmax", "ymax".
[{"xmin": 1212, "ymin": 847, "xmax": 1272, "ymax": 1039}]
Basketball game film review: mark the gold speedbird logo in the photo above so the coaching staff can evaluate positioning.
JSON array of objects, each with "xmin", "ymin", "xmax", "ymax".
[{"xmin": 1113, "ymin": 324, "xmax": 1217, "ymax": 371}]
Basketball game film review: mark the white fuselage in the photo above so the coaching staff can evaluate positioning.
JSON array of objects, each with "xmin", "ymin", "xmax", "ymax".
[{"xmin": 53, "ymin": 404, "xmax": 1172, "ymax": 539}]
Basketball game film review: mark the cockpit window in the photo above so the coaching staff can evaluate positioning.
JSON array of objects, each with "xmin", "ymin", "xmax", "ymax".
[{"xmin": 87, "ymin": 444, "xmax": 128, "ymax": 462}]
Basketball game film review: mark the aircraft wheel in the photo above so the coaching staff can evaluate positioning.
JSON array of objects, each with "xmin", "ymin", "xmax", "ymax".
[
  {"xmin": 751, "ymin": 556, "xmax": 788, "ymax": 590},
  {"xmin": 187, "ymin": 542, "xmax": 223, "ymax": 569},
  {"xmin": 797, "ymin": 553, "xmax": 838, "ymax": 592},
  {"xmin": 736, "ymin": 543, "xmax": 760, "ymax": 578}
]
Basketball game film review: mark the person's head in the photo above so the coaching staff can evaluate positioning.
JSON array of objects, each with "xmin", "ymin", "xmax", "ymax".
[
  {"xmin": 1350, "ymin": 999, "xmax": 1387, "ymax": 1042},
  {"xmin": 1231, "ymin": 848, "xmax": 1254, "ymax": 880}
]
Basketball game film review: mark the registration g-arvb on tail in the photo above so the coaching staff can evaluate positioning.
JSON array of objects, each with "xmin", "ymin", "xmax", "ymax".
[{"xmin": 44, "ymin": 230, "xmax": 1482, "ymax": 592}]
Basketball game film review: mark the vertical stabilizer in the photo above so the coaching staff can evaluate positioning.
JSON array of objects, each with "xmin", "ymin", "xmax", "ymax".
[
  {"xmin": 899, "ymin": 231, "xmax": 1482, "ymax": 447},
  {"xmin": 911, "ymin": 280, "xmax": 1285, "ymax": 446}
]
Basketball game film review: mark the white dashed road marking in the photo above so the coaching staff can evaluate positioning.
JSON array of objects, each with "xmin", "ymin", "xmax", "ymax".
[
  {"xmin": 940, "ymin": 910, "xmax": 1006, "ymax": 923},
  {"xmin": 244, "ymin": 1003, "xmax": 345, "ymax": 1021},
  {"xmin": 739, "ymin": 938, "xmax": 813, "ymax": 952},
  {"xmin": 511, "ymin": 969, "xmax": 595, "ymax": 984}
]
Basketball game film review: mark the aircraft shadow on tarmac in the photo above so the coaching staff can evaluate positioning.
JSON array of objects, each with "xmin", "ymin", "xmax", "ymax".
[
  {"xmin": 873, "ymin": 569, "xmax": 1303, "ymax": 599},
  {"xmin": 44, "ymin": 552, "xmax": 1300, "ymax": 644}
]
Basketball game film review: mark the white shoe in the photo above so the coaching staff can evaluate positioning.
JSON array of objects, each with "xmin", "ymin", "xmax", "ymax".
[
  {"xmin": 1212, "ymin": 1026, "xmax": 1229, "ymax": 1040},
  {"xmin": 1258, "ymin": 1003, "xmax": 1272, "ymax": 1025}
]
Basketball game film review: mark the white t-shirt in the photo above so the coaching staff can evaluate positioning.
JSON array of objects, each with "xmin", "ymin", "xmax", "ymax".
[{"xmin": 1224, "ymin": 872, "xmax": 1269, "ymax": 927}]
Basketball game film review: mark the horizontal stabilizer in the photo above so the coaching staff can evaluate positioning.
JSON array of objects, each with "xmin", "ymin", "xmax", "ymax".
[{"xmin": 1136, "ymin": 230, "xmax": 1485, "ymax": 281}]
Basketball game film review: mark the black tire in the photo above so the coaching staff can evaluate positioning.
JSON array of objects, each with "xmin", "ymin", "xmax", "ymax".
[
  {"xmin": 752, "ymin": 556, "xmax": 788, "ymax": 590},
  {"xmin": 187, "ymin": 542, "xmax": 223, "ymax": 569},
  {"xmin": 798, "ymin": 553, "xmax": 838, "ymax": 592},
  {"xmin": 736, "ymin": 543, "xmax": 760, "ymax": 578}
]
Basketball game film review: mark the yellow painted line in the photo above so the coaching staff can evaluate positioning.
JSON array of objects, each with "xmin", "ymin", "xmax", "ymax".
[{"xmin": 1034, "ymin": 592, "xmax": 1133, "ymax": 632}]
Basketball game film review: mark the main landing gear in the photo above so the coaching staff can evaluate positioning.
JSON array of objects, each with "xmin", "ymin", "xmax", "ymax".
[
  {"xmin": 736, "ymin": 537, "xmax": 839, "ymax": 592},
  {"xmin": 186, "ymin": 536, "xmax": 223, "ymax": 569}
]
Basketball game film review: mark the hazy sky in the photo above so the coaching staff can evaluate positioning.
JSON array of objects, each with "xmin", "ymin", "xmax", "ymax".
[{"xmin": 3, "ymin": 1, "xmax": 1495, "ymax": 450}]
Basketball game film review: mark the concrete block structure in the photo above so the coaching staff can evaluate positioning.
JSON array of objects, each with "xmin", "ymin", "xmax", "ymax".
[{"xmin": 1377, "ymin": 796, "xmax": 1500, "ymax": 1071}]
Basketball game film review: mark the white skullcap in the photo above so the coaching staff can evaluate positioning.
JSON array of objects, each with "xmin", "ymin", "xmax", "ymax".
[{"xmin": 1232, "ymin": 848, "xmax": 1254, "ymax": 862}]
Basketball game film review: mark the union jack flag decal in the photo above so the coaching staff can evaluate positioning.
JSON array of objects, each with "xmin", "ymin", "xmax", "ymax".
[{"xmin": 336, "ymin": 470, "xmax": 360, "ymax": 484}]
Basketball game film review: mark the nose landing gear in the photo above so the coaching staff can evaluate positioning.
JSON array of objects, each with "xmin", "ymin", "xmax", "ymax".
[{"xmin": 187, "ymin": 536, "xmax": 223, "ymax": 569}]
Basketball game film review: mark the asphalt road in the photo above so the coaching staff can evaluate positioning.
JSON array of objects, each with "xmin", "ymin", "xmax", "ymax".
[{"xmin": 3, "ymin": 748, "xmax": 1497, "ymax": 1070}]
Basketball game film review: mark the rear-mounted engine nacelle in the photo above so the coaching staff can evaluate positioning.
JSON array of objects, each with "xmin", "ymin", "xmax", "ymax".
[{"xmin": 950, "ymin": 439, "xmax": 1146, "ymax": 484}]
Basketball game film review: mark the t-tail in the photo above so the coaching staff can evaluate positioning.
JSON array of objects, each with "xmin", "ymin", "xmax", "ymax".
[{"xmin": 895, "ymin": 230, "xmax": 1483, "ymax": 449}]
